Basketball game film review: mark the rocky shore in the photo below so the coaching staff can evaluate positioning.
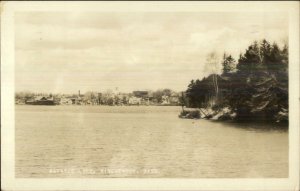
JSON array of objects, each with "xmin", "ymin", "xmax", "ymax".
[{"xmin": 179, "ymin": 107, "xmax": 288, "ymax": 124}]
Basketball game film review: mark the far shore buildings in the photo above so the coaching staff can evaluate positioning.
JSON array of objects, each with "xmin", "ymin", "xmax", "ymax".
[
  {"xmin": 66, "ymin": 90, "xmax": 84, "ymax": 105},
  {"xmin": 24, "ymin": 96, "xmax": 55, "ymax": 105},
  {"xmin": 131, "ymin": 90, "xmax": 151, "ymax": 105},
  {"xmin": 16, "ymin": 89, "xmax": 181, "ymax": 106},
  {"xmin": 128, "ymin": 96, "xmax": 142, "ymax": 105},
  {"xmin": 60, "ymin": 97, "xmax": 73, "ymax": 105},
  {"xmin": 161, "ymin": 93, "xmax": 180, "ymax": 105}
]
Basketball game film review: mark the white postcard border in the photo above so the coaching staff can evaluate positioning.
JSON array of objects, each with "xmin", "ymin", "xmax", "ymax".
[{"xmin": 1, "ymin": 1, "xmax": 299, "ymax": 190}]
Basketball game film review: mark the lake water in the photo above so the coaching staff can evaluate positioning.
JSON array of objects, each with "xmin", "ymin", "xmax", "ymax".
[{"xmin": 15, "ymin": 105, "xmax": 288, "ymax": 178}]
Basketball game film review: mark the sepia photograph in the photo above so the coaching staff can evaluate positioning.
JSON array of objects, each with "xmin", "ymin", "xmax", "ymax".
[{"xmin": 1, "ymin": 1, "xmax": 299, "ymax": 191}]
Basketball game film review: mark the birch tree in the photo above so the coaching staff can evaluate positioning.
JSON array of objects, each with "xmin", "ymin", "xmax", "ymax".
[{"xmin": 204, "ymin": 52, "xmax": 221, "ymax": 105}]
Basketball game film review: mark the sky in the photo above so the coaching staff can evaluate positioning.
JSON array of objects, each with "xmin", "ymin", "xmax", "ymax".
[{"xmin": 15, "ymin": 12, "xmax": 288, "ymax": 94}]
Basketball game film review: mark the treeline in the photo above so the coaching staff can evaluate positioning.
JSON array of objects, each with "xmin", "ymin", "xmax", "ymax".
[{"xmin": 184, "ymin": 39, "xmax": 288, "ymax": 123}]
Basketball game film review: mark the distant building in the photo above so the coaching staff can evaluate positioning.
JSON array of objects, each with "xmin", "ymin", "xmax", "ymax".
[
  {"xmin": 132, "ymin": 90, "xmax": 151, "ymax": 105},
  {"xmin": 25, "ymin": 96, "xmax": 55, "ymax": 105},
  {"xmin": 161, "ymin": 95, "xmax": 170, "ymax": 105},
  {"xmin": 128, "ymin": 96, "xmax": 142, "ymax": 105},
  {"xmin": 67, "ymin": 90, "xmax": 84, "ymax": 105},
  {"xmin": 60, "ymin": 97, "xmax": 73, "ymax": 105}
]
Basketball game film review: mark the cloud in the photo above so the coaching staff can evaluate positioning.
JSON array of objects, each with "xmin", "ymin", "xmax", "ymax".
[{"xmin": 15, "ymin": 12, "xmax": 288, "ymax": 93}]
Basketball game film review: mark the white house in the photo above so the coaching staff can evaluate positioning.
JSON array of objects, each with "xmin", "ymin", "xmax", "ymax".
[
  {"xmin": 128, "ymin": 96, "xmax": 142, "ymax": 105},
  {"xmin": 161, "ymin": 95, "xmax": 170, "ymax": 105},
  {"xmin": 60, "ymin": 98, "xmax": 73, "ymax": 105}
]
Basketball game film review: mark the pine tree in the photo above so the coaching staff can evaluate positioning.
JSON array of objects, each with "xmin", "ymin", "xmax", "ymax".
[{"xmin": 222, "ymin": 53, "xmax": 236, "ymax": 75}]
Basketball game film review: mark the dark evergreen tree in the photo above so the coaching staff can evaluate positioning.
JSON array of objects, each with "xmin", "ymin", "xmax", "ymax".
[
  {"xmin": 184, "ymin": 39, "xmax": 288, "ymax": 123},
  {"xmin": 222, "ymin": 53, "xmax": 236, "ymax": 75}
]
